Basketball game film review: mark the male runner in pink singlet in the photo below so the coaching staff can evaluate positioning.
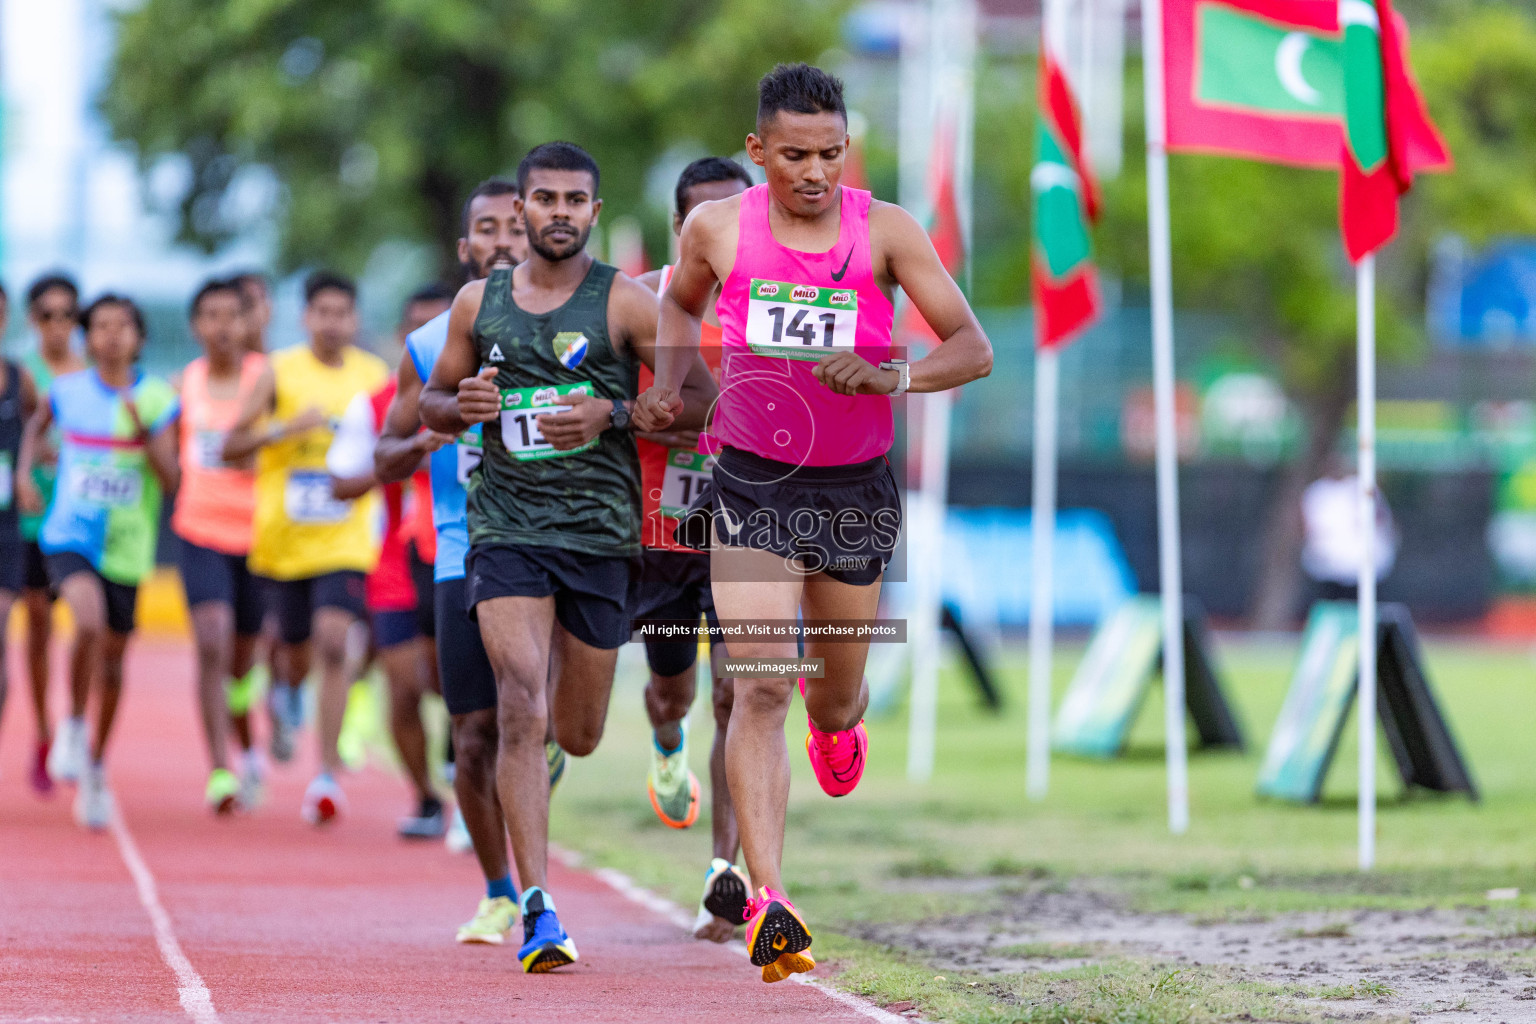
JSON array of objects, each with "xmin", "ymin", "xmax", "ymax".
[{"xmin": 634, "ymin": 63, "xmax": 993, "ymax": 983}]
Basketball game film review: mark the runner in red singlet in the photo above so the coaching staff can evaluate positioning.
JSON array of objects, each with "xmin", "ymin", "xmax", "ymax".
[{"xmin": 631, "ymin": 157, "xmax": 754, "ymax": 941}]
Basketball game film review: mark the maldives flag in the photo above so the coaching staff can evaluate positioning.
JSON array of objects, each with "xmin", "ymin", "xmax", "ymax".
[
  {"xmin": 1164, "ymin": 0, "xmax": 1344, "ymax": 166},
  {"xmin": 1031, "ymin": 48, "xmax": 1100, "ymax": 349},
  {"xmin": 1338, "ymin": 0, "xmax": 1450, "ymax": 261}
]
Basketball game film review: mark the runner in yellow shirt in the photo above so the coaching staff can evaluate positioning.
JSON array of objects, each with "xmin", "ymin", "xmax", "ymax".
[{"xmin": 224, "ymin": 271, "xmax": 387, "ymax": 826}]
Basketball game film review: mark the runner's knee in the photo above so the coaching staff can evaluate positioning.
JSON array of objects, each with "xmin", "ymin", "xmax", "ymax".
[
  {"xmin": 711, "ymin": 674, "xmax": 736, "ymax": 731},
  {"xmin": 734, "ymin": 676, "xmax": 793, "ymax": 721},
  {"xmin": 494, "ymin": 676, "xmax": 546, "ymax": 740},
  {"xmin": 451, "ymin": 712, "xmax": 498, "ymax": 771},
  {"xmin": 552, "ymin": 705, "xmax": 604, "ymax": 757},
  {"xmin": 646, "ymin": 670, "xmax": 695, "ymax": 724}
]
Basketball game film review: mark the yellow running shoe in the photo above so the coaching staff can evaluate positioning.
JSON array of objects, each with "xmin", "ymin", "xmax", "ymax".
[
  {"xmin": 743, "ymin": 885, "xmax": 814, "ymax": 983},
  {"xmin": 547, "ymin": 741, "xmax": 567, "ymax": 794},
  {"xmin": 646, "ymin": 722, "xmax": 699, "ymax": 829},
  {"xmin": 205, "ymin": 768, "xmax": 240, "ymax": 815},
  {"xmin": 762, "ymin": 949, "xmax": 817, "ymax": 983},
  {"xmin": 455, "ymin": 895, "xmax": 516, "ymax": 945}
]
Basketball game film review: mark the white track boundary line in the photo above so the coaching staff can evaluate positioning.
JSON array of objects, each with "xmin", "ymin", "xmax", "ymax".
[
  {"xmin": 557, "ymin": 850, "xmax": 914, "ymax": 1024},
  {"xmin": 110, "ymin": 809, "xmax": 223, "ymax": 1024}
]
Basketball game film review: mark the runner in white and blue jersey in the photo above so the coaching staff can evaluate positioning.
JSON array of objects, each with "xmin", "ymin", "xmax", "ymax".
[{"xmin": 373, "ymin": 177, "xmax": 562, "ymax": 946}]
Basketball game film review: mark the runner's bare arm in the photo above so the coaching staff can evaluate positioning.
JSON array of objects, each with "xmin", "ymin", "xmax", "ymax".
[
  {"xmin": 621, "ymin": 274, "xmax": 716, "ymax": 432},
  {"xmin": 144, "ymin": 420, "xmax": 180, "ymax": 496},
  {"xmin": 221, "ymin": 364, "xmax": 299, "ymax": 461},
  {"xmin": 375, "ymin": 357, "xmax": 452, "ymax": 485},
  {"xmin": 15, "ymin": 398, "xmax": 53, "ymax": 515},
  {"xmin": 18, "ymin": 365, "xmax": 38, "ymax": 420},
  {"xmin": 866, "ymin": 202, "xmax": 992, "ymax": 394},
  {"xmin": 421, "ymin": 281, "xmax": 497, "ymax": 433},
  {"xmin": 634, "ymin": 267, "xmax": 665, "ymax": 294},
  {"xmin": 637, "ymin": 202, "xmax": 730, "ymax": 429}
]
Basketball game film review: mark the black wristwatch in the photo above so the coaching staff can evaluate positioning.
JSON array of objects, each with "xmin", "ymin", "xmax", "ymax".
[{"xmin": 609, "ymin": 400, "xmax": 632, "ymax": 431}]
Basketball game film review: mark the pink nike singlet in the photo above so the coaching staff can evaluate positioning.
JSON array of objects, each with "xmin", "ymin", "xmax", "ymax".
[{"xmin": 712, "ymin": 184, "xmax": 895, "ymax": 467}]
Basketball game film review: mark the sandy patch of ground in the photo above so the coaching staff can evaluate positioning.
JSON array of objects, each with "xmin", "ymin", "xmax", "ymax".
[{"xmin": 848, "ymin": 881, "xmax": 1536, "ymax": 1022}]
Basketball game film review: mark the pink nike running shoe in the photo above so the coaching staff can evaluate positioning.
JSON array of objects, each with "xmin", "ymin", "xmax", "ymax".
[{"xmin": 799, "ymin": 678, "xmax": 868, "ymax": 797}]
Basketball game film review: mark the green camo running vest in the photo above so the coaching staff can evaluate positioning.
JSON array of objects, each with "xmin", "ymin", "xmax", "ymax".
[{"xmin": 466, "ymin": 260, "xmax": 641, "ymax": 557}]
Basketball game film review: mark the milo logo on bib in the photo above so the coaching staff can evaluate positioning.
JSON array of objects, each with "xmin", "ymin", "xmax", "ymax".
[
  {"xmin": 745, "ymin": 278, "xmax": 858, "ymax": 361},
  {"xmin": 500, "ymin": 381, "xmax": 599, "ymax": 461},
  {"xmin": 659, "ymin": 448, "xmax": 715, "ymax": 519}
]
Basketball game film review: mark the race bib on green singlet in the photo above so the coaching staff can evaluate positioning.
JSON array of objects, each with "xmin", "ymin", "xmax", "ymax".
[
  {"xmin": 659, "ymin": 448, "xmax": 714, "ymax": 519},
  {"xmin": 193, "ymin": 429, "xmax": 228, "ymax": 470},
  {"xmin": 284, "ymin": 470, "xmax": 351, "ymax": 524},
  {"xmin": 0, "ymin": 452, "xmax": 12, "ymax": 510},
  {"xmin": 69, "ymin": 459, "xmax": 143, "ymax": 508},
  {"xmin": 745, "ymin": 279, "xmax": 858, "ymax": 361},
  {"xmin": 499, "ymin": 382, "xmax": 599, "ymax": 462},
  {"xmin": 456, "ymin": 430, "xmax": 483, "ymax": 484}
]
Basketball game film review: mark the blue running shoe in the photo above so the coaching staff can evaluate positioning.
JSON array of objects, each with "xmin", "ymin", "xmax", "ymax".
[{"xmin": 518, "ymin": 887, "xmax": 578, "ymax": 973}]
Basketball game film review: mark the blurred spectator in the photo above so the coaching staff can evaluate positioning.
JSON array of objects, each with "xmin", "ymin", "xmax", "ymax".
[{"xmin": 1302, "ymin": 456, "xmax": 1399, "ymax": 601}]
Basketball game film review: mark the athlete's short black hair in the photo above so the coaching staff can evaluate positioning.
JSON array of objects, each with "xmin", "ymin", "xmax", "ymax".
[
  {"xmin": 304, "ymin": 270, "xmax": 356, "ymax": 305},
  {"xmin": 80, "ymin": 293, "xmax": 147, "ymax": 339},
  {"xmin": 461, "ymin": 177, "xmax": 520, "ymax": 237},
  {"xmin": 675, "ymin": 157, "xmax": 754, "ymax": 217},
  {"xmin": 189, "ymin": 277, "xmax": 244, "ymax": 318},
  {"xmin": 756, "ymin": 63, "xmax": 846, "ymax": 130},
  {"xmin": 405, "ymin": 282, "xmax": 456, "ymax": 308},
  {"xmin": 28, "ymin": 272, "xmax": 79, "ymax": 310},
  {"xmin": 517, "ymin": 142, "xmax": 600, "ymax": 197}
]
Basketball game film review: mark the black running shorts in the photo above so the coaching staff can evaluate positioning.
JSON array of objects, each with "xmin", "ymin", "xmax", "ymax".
[
  {"xmin": 176, "ymin": 537, "xmax": 265, "ymax": 636},
  {"xmin": 676, "ymin": 445, "xmax": 901, "ymax": 587},
  {"xmin": 24, "ymin": 540, "xmax": 50, "ymax": 591},
  {"xmin": 260, "ymin": 571, "xmax": 367, "ymax": 645},
  {"xmin": 0, "ymin": 539, "xmax": 22, "ymax": 594},
  {"xmin": 45, "ymin": 550, "xmax": 137, "ymax": 635},
  {"xmin": 629, "ymin": 548, "xmax": 720, "ymax": 677},
  {"xmin": 407, "ymin": 541, "xmax": 436, "ymax": 640},
  {"xmin": 465, "ymin": 544, "xmax": 632, "ymax": 651},
  {"xmin": 435, "ymin": 577, "xmax": 498, "ymax": 716}
]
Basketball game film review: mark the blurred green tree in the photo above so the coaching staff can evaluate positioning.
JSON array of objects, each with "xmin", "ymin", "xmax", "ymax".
[{"xmin": 103, "ymin": 0, "xmax": 848, "ymax": 275}]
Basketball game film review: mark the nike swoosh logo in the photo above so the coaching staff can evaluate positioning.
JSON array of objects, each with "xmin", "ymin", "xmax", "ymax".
[{"xmin": 829, "ymin": 247, "xmax": 853, "ymax": 282}]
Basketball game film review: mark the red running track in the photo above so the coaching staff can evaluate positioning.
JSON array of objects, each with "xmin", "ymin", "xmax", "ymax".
[{"xmin": 0, "ymin": 638, "xmax": 889, "ymax": 1024}]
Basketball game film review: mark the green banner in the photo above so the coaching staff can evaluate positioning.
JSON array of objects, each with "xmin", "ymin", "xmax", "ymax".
[
  {"xmin": 1053, "ymin": 597, "xmax": 1165, "ymax": 757},
  {"xmin": 1256, "ymin": 602, "xmax": 1361, "ymax": 802}
]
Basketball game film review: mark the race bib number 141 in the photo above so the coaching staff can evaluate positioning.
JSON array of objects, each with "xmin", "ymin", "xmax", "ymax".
[{"xmin": 745, "ymin": 279, "xmax": 858, "ymax": 361}]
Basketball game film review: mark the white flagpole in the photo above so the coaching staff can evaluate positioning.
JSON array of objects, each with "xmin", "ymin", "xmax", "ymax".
[
  {"xmin": 1027, "ymin": 0, "xmax": 1072, "ymax": 803},
  {"xmin": 1356, "ymin": 253, "xmax": 1377, "ymax": 871},
  {"xmin": 905, "ymin": 0, "xmax": 974, "ymax": 783},
  {"xmin": 1139, "ymin": 0, "xmax": 1190, "ymax": 834},
  {"xmin": 1027, "ymin": 344, "xmax": 1059, "ymax": 799}
]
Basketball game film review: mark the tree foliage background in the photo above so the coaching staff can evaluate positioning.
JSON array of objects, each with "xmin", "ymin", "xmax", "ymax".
[{"xmin": 104, "ymin": 0, "xmax": 849, "ymax": 275}]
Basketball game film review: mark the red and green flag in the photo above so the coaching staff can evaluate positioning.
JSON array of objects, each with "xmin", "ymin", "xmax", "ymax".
[
  {"xmin": 898, "ymin": 113, "xmax": 966, "ymax": 349},
  {"xmin": 1164, "ymin": 0, "xmax": 1345, "ymax": 166},
  {"xmin": 1337, "ymin": 0, "xmax": 1450, "ymax": 261},
  {"xmin": 1032, "ymin": 47, "xmax": 1101, "ymax": 349}
]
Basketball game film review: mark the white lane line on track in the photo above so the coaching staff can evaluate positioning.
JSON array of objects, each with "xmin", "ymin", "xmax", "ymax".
[
  {"xmin": 110, "ymin": 810, "xmax": 223, "ymax": 1024},
  {"xmin": 560, "ymin": 851, "xmax": 914, "ymax": 1024}
]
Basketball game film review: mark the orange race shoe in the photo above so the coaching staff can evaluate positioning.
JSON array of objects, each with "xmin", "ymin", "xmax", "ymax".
[
  {"xmin": 799, "ymin": 678, "xmax": 868, "ymax": 797},
  {"xmin": 743, "ymin": 886, "xmax": 815, "ymax": 983}
]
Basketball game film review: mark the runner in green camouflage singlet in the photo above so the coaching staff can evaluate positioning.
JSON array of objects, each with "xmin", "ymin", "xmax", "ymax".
[
  {"xmin": 467, "ymin": 261, "xmax": 641, "ymax": 557},
  {"xmin": 419, "ymin": 142, "xmax": 717, "ymax": 974}
]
